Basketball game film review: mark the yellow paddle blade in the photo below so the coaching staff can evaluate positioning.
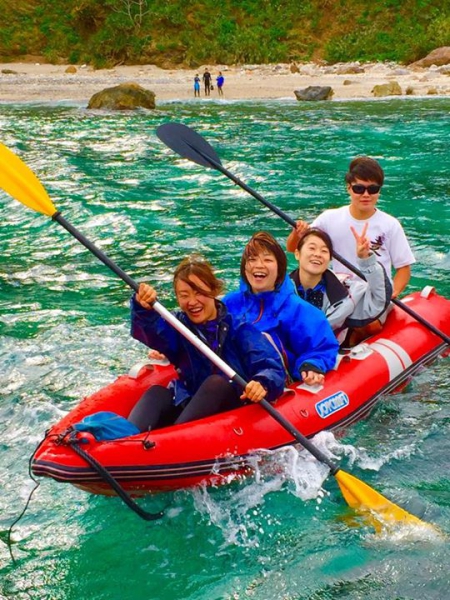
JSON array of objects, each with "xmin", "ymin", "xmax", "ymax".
[
  {"xmin": 335, "ymin": 469, "xmax": 438, "ymax": 532},
  {"xmin": 0, "ymin": 143, "xmax": 57, "ymax": 216}
]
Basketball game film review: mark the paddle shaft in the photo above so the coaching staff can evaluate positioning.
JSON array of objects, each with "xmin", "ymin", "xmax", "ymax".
[
  {"xmin": 260, "ymin": 399, "xmax": 338, "ymax": 472},
  {"xmin": 53, "ymin": 212, "xmax": 138, "ymax": 291},
  {"xmin": 52, "ymin": 211, "xmax": 246, "ymax": 387},
  {"xmin": 191, "ymin": 147, "xmax": 450, "ymax": 346},
  {"xmin": 190, "ymin": 145, "xmax": 296, "ymax": 227}
]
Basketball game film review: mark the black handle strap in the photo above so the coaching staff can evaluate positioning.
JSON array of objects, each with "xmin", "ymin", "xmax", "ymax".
[{"xmin": 68, "ymin": 436, "xmax": 164, "ymax": 521}]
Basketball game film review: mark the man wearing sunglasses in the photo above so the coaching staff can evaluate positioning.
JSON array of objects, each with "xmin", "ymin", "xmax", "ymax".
[{"xmin": 286, "ymin": 156, "xmax": 415, "ymax": 299}]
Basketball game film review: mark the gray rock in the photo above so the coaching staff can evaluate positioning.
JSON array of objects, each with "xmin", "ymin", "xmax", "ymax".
[
  {"xmin": 336, "ymin": 65, "xmax": 365, "ymax": 74},
  {"xmin": 393, "ymin": 68, "xmax": 410, "ymax": 76},
  {"xmin": 294, "ymin": 86, "xmax": 334, "ymax": 101}
]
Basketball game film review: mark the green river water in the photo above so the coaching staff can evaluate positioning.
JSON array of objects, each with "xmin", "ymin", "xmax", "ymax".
[{"xmin": 0, "ymin": 97, "xmax": 449, "ymax": 599}]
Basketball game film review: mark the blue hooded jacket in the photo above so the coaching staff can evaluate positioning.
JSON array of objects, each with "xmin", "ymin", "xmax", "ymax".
[
  {"xmin": 223, "ymin": 275, "xmax": 339, "ymax": 380},
  {"xmin": 130, "ymin": 298, "xmax": 286, "ymax": 406}
]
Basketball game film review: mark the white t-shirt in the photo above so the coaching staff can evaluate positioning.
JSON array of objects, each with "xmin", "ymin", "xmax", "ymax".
[{"xmin": 312, "ymin": 206, "xmax": 416, "ymax": 278}]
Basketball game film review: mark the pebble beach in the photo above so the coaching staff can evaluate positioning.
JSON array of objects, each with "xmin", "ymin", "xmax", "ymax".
[{"xmin": 1, "ymin": 60, "xmax": 450, "ymax": 104}]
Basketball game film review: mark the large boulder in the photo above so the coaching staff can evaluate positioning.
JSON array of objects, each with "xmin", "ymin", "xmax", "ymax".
[
  {"xmin": 88, "ymin": 82, "xmax": 156, "ymax": 110},
  {"xmin": 372, "ymin": 82, "xmax": 402, "ymax": 97},
  {"xmin": 294, "ymin": 86, "xmax": 334, "ymax": 101},
  {"xmin": 409, "ymin": 47, "xmax": 450, "ymax": 68}
]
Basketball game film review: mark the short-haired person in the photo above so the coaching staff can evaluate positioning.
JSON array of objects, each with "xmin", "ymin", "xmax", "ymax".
[
  {"xmin": 223, "ymin": 231, "xmax": 339, "ymax": 386},
  {"xmin": 128, "ymin": 255, "xmax": 286, "ymax": 432},
  {"xmin": 202, "ymin": 69, "xmax": 212, "ymax": 96},
  {"xmin": 290, "ymin": 226, "xmax": 392, "ymax": 345},
  {"xmin": 216, "ymin": 72, "xmax": 224, "ymax": 95},
  {"xmin": 194, "ymin": 74, "xmax": 201, "ymax": 97},
  {"xmin": 286, "ymin": 157, "xmax": 415, "ymax": 298}
]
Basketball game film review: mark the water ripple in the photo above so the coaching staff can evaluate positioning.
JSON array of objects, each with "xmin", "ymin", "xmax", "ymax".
[{"xmin": 1, "ymin": 98, "xmax": 449, "ymax": 599}]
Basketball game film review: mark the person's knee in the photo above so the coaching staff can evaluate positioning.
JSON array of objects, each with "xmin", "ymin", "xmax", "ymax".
[
  {"xmin": 203, "ymin": 374, "xmax": 228, "ymax": 389},
  {"xmin": 128, "ymin": 385, "xmax": 170, "ymax": 428}
]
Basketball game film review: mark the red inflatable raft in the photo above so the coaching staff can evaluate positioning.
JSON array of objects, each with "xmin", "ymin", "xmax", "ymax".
[{"xmin": 31, "ymin": 288, "xmax": 450, "ymax": 497}]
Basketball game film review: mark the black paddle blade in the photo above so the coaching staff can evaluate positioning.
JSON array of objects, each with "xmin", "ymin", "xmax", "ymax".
[{"xmin": 156, "ymin": 123, "xmax": 222, "ymax": 169}]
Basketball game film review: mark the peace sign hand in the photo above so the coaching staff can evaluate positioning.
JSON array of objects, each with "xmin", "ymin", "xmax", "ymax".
[{"xmin": 350, "ymin": 223, "xmax": 371, "ymax": 259}]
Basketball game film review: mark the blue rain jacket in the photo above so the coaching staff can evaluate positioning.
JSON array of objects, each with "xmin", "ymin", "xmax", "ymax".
[
  {"xmin": 223, "ymin": 276, "xmax": 339, "ymax": 380},
  {"xmin": 130, "ymin": 298, "xmax": 286, "ymax": 406}
]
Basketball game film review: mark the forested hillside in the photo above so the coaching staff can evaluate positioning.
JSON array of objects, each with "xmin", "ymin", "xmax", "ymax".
[{"xmin": 1, "ymin": 0, "xmax": 449, "ymax": 67}]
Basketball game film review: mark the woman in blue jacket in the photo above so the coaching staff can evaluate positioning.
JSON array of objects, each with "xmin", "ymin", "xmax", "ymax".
[
  {"xmin": 129, "ymin": 254, "xmax": 286, "ymax": 432},
  {"xmin": 224, "ymin": 232, "xmax": 339, "ymax": 386}
]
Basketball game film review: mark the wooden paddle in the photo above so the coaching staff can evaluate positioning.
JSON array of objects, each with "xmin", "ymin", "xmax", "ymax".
[
  {"xmin": 0, "ymin": 141, "xmax": 437, "ymax": 532},
  {"xmin": 156, "ymin": 122, "xmax": 450, "ymax": 347}
]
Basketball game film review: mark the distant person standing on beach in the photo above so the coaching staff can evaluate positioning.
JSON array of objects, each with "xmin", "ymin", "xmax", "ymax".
[
  {"xmin": 194, "ymin": 74, "xmax": 200, "ymax": 97},
  {"xmin": 216, "ymin": 72, "xmax": 224, "ymax": 96},
  {"xmin": 203, "ymin": 69, "xmax": 212, "ymax": 96}
]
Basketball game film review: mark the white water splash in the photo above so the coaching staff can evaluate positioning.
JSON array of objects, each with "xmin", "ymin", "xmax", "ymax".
[
  {"xmin": 365, "ymin": 518, "xmax": 446, "ymax": 545},
  {"xmin": 315, "ymin": 429, "xmax": 419, "ymax": 473},
  {"xmin": 192, "ymin": 429, "xmax": 439, "ymax": 548},
  {"xmin": 191, "ymin": 431, "xmax": 363, "ymax": 547}
]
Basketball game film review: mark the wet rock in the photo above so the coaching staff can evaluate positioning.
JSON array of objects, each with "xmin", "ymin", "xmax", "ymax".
[
  {"xmin": 87, "ymin": 82, "xmax": 156, "ymax": 110},
  {"xmin": 294, "ymin": 86, "xmax": 334, "ymax": 101}
]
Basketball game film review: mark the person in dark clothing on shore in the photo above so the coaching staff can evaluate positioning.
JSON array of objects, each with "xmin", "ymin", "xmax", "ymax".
[{"xmin": 203, "ymin": 69, "xmax": 212, "ymax": 96}]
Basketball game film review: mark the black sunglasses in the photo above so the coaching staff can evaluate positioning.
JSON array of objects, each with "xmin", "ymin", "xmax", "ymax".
[{"xmin": 351, "ymin": 184, "xmax": 381, "ymax": 195}]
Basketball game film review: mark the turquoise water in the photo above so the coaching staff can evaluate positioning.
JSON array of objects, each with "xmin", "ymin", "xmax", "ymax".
[{"xmin": 1, "ymin": 98, "xmax": 449, "ymax": 599}]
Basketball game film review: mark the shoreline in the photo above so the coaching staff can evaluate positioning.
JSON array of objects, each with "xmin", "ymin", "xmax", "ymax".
[{"xmin": 1, "ymin": 61, "xmax": 450, "ymax": 104}]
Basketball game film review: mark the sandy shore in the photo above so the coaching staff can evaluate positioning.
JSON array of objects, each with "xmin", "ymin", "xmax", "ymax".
[{"xmin": 1, "ymin": 61, "xmax": 450, "ymax": 104}]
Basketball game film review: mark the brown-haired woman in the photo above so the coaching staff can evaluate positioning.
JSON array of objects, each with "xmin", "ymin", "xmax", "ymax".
[
  {"xmin": 128, "ymin": 255, "xmax": 286, "ymax": 431},
  {"xmin": 224, "ymin": 232, "xmax": 339, "ymax": 386}
]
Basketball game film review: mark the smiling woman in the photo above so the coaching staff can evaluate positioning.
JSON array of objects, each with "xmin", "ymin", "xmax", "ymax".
[
  {"xmin": 128, "ymin": 254, "xmax": 286, "ymax": 431},
  {"xmin": 241, "ymin": 230, "xmax": 286, "ymax": 293},
  {"xmin": 290, "ymin": 227, "xmax": 392, "ymax": 344}
]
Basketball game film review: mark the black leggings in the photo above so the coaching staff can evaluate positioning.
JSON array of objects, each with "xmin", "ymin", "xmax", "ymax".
[{"xmin": 128, "ymin": 375, "xmax": 242, "ymax": 432}]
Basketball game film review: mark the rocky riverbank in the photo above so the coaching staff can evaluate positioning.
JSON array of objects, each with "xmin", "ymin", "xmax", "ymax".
[{"xmin": 1, "ymin": 59, "xmax": 450, "ymax": 104}]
